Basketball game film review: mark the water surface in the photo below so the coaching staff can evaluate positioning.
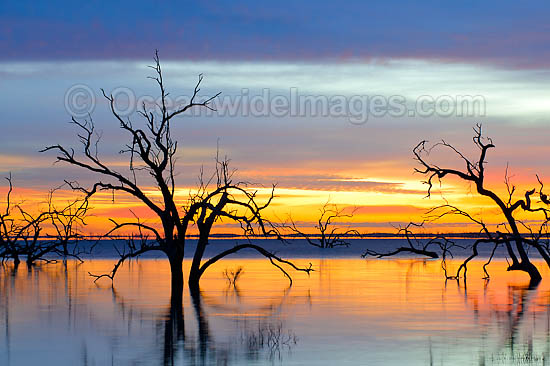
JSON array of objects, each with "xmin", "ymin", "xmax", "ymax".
[{"xmin": 1, "ymin": 257, "xmax": 550, "ymax": 365}]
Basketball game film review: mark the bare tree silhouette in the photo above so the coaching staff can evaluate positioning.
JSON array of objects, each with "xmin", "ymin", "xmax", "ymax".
[
  {"xmin": 285, "ymin": 201, "xmax": 360, "ymax": 248},
  {"xmin": 186, "ymin": 158, "xmax": 312, "ymax": 294},
  {"xmin": 43, "ymin": 51, "xmax": 312, "ymax": 298},
  {"xmin": 222, "ymin": 266, "xmax": 244, "ymax": 287},
  {"xmin": 363, "ymin": 222, "xmax": 449, "ymax": 259},
  {"xmin": 0, "ymin": 175, "xmax": 88, "ymax": 266},
  {"xmin": 364, "ymin": 124, "xmax": 550, "ymax": 287}
]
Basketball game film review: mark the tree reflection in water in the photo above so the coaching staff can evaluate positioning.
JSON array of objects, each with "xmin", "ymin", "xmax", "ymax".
[
  {"xmin": 437, "ymin": 277, "xmax": 550, "ymax": 365},
  {"xmin": 111, "ymin": 276, "xmax": 299, "ymax": 365},
  {"xmin": 4, "ymin": 258, "xmax": 550, "ymax": 365},
  {"xmin": 0, "ymin": 261, "xmax": 302, "ymax": 366},
  {"xmin": 480, "ymin": 283, "xmax": 550, "ymax": 365}
]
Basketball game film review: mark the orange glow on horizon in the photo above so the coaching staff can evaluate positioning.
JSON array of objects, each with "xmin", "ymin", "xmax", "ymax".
[{"xmin": 1, "ymin": 168, "xmax": 549, "ymax": 235}]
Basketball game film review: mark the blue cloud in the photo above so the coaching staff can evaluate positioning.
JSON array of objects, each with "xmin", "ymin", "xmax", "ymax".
[{"xmin": 1, "ymin": 1, "xmax": 550, "ymax": 67}]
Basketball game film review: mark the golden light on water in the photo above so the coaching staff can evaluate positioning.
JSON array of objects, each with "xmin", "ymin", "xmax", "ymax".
[{"xmin": 3, "ymin": 257, "xmax": 550, "ymax": 364}]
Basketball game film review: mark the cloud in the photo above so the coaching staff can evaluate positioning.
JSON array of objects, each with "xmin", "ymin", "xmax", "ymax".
[
  {"xmin": 1, "ymin": 58, "xmax": 549, "ymax": 234},
  {"xmin": 1, "ymin": 1, "xmax": 550, "ymax": 68},
  {"xmin": 231, "ymin": 173, "xmax": 426, "ymax": 194}
]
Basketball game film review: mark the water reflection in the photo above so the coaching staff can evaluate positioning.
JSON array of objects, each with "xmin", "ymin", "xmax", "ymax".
[
  {"xmin": 469, "ymin": 282, "xmax": 550, "ymax": 365},
  {"xmin": 2, "ymin": 258, "xmax": 550, "ymax": 365}
]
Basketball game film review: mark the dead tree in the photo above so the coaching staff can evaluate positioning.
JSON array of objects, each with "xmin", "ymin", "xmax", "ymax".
[
  {"xmin": 45, "ymin": 185, "xmax": 88, "ymax": 260},
  {"xmin": 186, "ymin": 157, "xmax": 312, "ymax": 294},
  {"xmin": 285, "ymin": 201, "xmax": 360, "ymax": 248},
  {"xmin": 363, "ymin": 222, "xmax": 444, "ymax": 259},
  {"xmin": 0, "ymin": 176, "xmax": 47, "ymax": 265},
  {"xmin": 42, "ymin": 51, "xmax": 312, "ymax": 297},
  {"xmin": 0, "ymin": 176, "xmax": 88, "ymax": 266},
  {"xmin": 223, "ymin": 266, "xmax": 244, "ymax": 286},
  {"xmin": 363, "ymin": 124, "xmax": 550, "ymax": 287}
]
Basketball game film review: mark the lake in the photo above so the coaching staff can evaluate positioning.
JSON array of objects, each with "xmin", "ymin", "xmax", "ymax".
[{"xmin": 1, "ymin": 246, "xmax": 550, "ymax": 365}]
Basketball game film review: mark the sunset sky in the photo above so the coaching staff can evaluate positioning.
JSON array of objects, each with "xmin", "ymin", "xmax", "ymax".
[{"xmin": 2, "ymin": 1, "xmax": 550, "ymax": 234}]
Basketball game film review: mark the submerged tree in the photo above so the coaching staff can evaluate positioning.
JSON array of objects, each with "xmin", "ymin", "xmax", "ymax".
[
  {"xmin": 43, "ymin": 51, "xmax": 312, "ymax": 297},
  {"xmin": 364, "ymin": 124, "xmax": 550, "ymax": 287},
  {"xmin": 363, "ymin": 222, "xmax": 444, "ymax": 259},
  {"xmin": 185, "ymin": 157, "xmax": 312, "ymax": 293},
  {"xmin": 0, "ymin": 176, "xmax": 88, "ymax": 266},
  {"xmin": 285, "ymin": 201, "xmax": 360, "ymax": 248}
]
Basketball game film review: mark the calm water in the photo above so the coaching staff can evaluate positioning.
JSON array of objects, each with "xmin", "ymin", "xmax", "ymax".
[{"xmin": 2, "ymin": 257, "xmax": 550, "ymax": 365}]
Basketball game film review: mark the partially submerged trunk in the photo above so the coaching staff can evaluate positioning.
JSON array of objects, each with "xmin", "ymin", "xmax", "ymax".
[
  {"xmin": 188, "ymin": 234, "xmax": 208, "ymax": 295},
  {"xmin": 504, "ymin": 231, "xmax": 542, "ymax": 287},
  {"xmin": 169, "ymin": 256, "xmax": 184, "ymax": 303},
  {"xmin": 166, "ymin": 241, "xmax": 185, "ymax": 302},
  {"xmin": 507, "ymin": 260, "xmax": 542, "ymax": 288}
]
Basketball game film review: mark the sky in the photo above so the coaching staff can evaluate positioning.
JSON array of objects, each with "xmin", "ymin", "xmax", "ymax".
[{"xmin": 1, "ymin": 1, "xmax": 550, "ymax": 234}]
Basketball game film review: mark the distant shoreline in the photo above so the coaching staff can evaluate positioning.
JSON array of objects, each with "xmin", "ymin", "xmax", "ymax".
[{"xmin": 30, "ymin": 232, "xmax": 525, "ymax": 240}]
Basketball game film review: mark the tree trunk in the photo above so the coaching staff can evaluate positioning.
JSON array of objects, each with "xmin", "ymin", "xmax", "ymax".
[
  {"xmin": 168, "ymin": 254, "xmax": 184, "ymax": 303},
  {"xmin": 188, "ymin": 235, "xmax": 208, "ymax": 295},
  {"xmin": 26, "ymin": 257, "xmax": 33, "ymax": 267},
  {"xmin": 507, "ymin": 261, "xmax": 542, "ymax": 288},
  {"xmin": 507, "ymin": 232, "xmax": 542, "ymax": 286},
  {"xmin": 188, "ymin": 271, "xmax": 201, "ymax": 297}
]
